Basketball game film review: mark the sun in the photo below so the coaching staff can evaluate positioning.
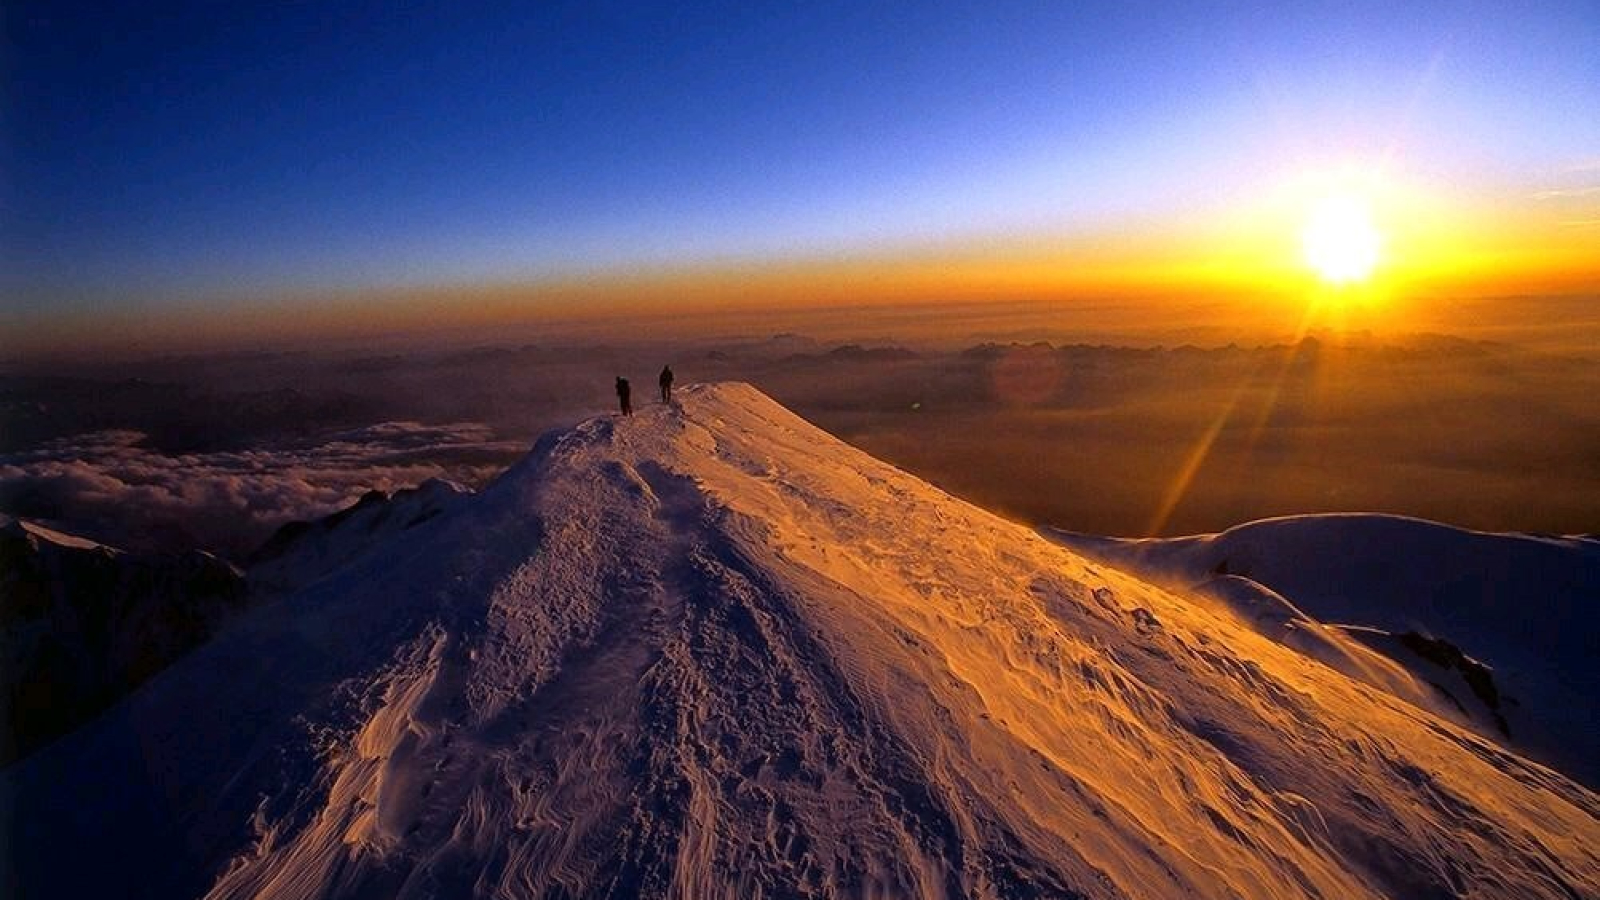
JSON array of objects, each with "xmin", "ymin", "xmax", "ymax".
[{"xmin": 1301, "ymin": 194, "xmax": 1382, "ymax": 285}]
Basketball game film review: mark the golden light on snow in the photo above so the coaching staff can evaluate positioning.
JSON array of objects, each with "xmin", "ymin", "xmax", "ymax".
[{"xmin": 1301, "ymin": 194, "xmax": 1382, "ymax": 285}]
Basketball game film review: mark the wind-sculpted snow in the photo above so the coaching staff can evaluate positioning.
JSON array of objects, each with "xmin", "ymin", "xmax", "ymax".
[
  {"xmin": 3, "ymin": 384, "xmax": 1596, "ymax": 899},
  {"xmin": 1045, "ymin": 515, "xmax": 1600, "ymax": 788}
]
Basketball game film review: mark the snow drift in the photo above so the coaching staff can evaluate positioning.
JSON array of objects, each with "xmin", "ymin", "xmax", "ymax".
[{"xmin": 2, "ymin": 383, "xmax": 1595, "ymax": 899}]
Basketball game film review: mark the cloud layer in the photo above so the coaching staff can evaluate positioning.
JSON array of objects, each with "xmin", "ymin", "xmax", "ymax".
[
  {"xmin": 0, "ymin": 422, "xmax": 526, "ymax": 558},
  {"xmin": 4, "ymin": 327, "xmax": 1597, "ymax": 560}
]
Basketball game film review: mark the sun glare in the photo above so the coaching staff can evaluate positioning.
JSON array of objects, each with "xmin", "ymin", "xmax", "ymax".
[{"xmin": 1301, "ymin": 194, "xmax": 1382, "ymax": 285}]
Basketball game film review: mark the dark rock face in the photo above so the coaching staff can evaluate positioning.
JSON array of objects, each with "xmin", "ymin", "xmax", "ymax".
[
  {"xmin": 1398, "ymin": 631, "xmax": 1510, "ymax": 736},
  {"xmin": 0, "ymin": 480, "xmax": 466, "ymax": 768},
  {"xmin": 0, "ymin": 518, "xmax": 247, "ymax": 766}
]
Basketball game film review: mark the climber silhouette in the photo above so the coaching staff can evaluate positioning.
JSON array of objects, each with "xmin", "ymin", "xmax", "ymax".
[
  {"xmin": 659, "ymin": 365, "xmax": 674, "ymax": 404},
  {"xmin": 615, "ymin": 376, "xmax": 632, "ymax": 416}
]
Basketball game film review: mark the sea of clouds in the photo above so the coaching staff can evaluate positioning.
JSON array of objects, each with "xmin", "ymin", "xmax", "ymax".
[{"xmin": 0, "ymin": 421, "xmax": 525, "ymax": 558}]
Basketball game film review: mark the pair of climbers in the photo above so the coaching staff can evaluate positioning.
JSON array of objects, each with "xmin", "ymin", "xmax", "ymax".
[{"xmin": 615, "ymin": 365, "xmax": 674, "ymax": 416}]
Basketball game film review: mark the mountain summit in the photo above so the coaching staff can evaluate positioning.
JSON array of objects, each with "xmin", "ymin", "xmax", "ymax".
[{"xmin": 3, "ymin": 383, "xmax": 1596, "ymax": 899}]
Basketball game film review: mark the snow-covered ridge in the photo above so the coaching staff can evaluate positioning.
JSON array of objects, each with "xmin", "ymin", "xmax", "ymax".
[
  {"xmin": 2, "ymin": 384, "xmax": 1595, "ymax": 899},
  {"xmin": 246, "ymin": 477, "xmax": 470, "ymax": 595},
  {"xmin": 1044, "ymin": 514, "xmax": 1600, "ymax": 787}
]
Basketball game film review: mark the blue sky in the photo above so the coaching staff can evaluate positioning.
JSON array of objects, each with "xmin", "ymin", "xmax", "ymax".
[{"xmin": 4, "ymin": 0, "xmax": 1597, "ymax": 314}]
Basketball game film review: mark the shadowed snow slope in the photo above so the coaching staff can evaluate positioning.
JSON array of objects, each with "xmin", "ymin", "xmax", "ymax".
[
  {"xmin": 3, "ymin": 383, "xmax": 1596, "ymax": 899},
  {"xmin": 1044, "ymin": 516, "xmax": 1600, "ymax": 788},
  {"xmin": 246, "ymin": 478, "xmax": 471, "ymax": 596}
]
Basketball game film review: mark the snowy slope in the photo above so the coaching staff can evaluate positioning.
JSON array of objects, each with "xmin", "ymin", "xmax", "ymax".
[
  {"xmin": 3, "ymin": 384, "xmax": 1596, "ymax": 899},
  {"xmin": 1045, "ymin": 516, "xmax": 1600, "ymax": 787},
  {"xmin": 247, "ymin": 478, "xmax": 470, "ymax": 595}
]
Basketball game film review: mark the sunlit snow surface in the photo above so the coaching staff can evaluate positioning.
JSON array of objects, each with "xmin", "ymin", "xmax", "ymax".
[
  {"xmin": 1045, "ymin": 515, "xmax": 1600, "ymax": 790},
  {"xmin": 3, "ymin": 383, "xmax": 1595, "ymax": 899}
]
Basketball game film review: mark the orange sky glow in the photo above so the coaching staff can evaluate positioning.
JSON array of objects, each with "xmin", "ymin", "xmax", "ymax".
[{"xmin": 7, "ymin": 158, "xmax": 1597, "ymax": 362}]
